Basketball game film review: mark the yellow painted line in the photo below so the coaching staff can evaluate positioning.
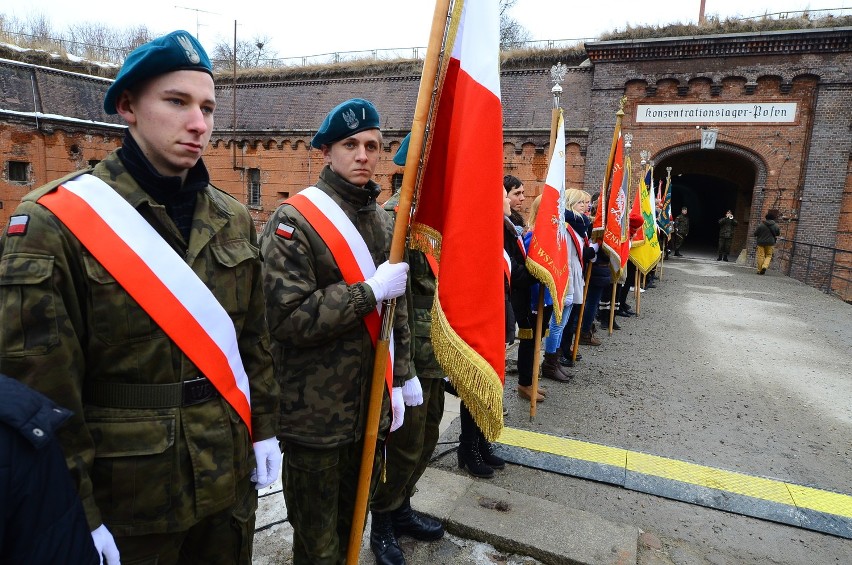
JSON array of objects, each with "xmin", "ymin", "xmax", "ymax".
[
  {"xmin": 627, "ymin": 451, "xmax": 793, "ymax": 505},
  {"xmin": 788, "ymin": 484, "xmax": 852, "ymax": 519},
  {"xmin": 498, "ymin": 427, "xmax": 626, "ymax": 468},
  {"xmin": 498, "ymin": 427, "xmax": 852, "ymax": 519}
]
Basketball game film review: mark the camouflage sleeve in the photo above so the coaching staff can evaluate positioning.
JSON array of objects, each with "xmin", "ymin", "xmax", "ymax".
[
  {"xmin": 0, "ymin": 200, "xmax": 101, "ymax": 529},
  {"xmin": 391, "ymin": 282, "xmax": 411, "ymax": 386},
  {"xmin": 238, "ymin": 215, "xmax": 280, "ymax": 442},
  {"xmin": 259, "ymin": 206, "xmax": 376, "ymax": 348}
]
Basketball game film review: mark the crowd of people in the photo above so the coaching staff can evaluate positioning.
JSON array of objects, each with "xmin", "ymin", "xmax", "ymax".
[
  {"xmin": 501, "ymin": 177, "xmax": 661, "ymax": 412},
  {"xmin": 0, "ymin": 29, "xmax": 779, "ymax": 565}
]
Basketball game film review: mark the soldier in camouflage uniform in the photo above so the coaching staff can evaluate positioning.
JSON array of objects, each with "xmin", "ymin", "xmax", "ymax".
[
  {"xmin": 259, "ymin": 98, "xmax": 412, "ymax": 565},
  {"xmin": 673, "ymin": 206, "xmax": 690, "ymax": 256},
  {"xmin": 367, "ymin": 139, "xmax": 445, "ymax": 565},
  {"xmin": 0, "ymin": 31, "xmax": 280, "ymax": 564}
]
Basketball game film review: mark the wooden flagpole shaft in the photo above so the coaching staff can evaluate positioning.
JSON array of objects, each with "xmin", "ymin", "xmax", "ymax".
[
  {"xmin": 607, "ymin": 282, "xmax": 617, "ymax": 335},
  {"xmin": 346, "ymin": 304, "xmax": 394, "ymax": 564},
  {"xmin": 634, "ymin": 268, "xmax": 641, "ymax": 315},
  {"xmin": 595, "ymin": 101, "xmax": 626, "ymax": 239},
  {"xmin": 388, "ymin": 0, "xmax": 452, "ymax": 261},
  {"xmin": 346, "ymin": 2, "xmax": 451, "ymax": 563},
  {"xmin": 530, "ymin": 288, "xmax": 545, "ymax": 420},
  {"xmin": 572, "ymin": 265, "xmax": 593, "ymax": 361},
  {"xmin": 529, "ymin": 105, "xmax": 562, "ymax": 420}
]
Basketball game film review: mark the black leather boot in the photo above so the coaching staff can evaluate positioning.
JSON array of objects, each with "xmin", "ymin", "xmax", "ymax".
[
  {"xmin": 717, "ymin": 254, "xmax": 722, "ymax": 261},
  {"xmin": 392, "ymin": 497, "xmax": 444, "ymax": 541},
  {"xmin": 477, "ymin": 434, "xmax": 506, "ymax": 470},
  {"xmin": 458, "ymin": 439, "xmax": 494, "ymax": 478},
  {"xmin": 370, "ymin": 511, "xmax": 405, "ymax": 565},
  {"xmin": 723, "ymin": 254, "xmax": 729, "ymax": 262}
]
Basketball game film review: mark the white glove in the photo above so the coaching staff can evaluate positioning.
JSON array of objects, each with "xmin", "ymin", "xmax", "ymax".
[
  {"xmin": 91, "ymin": 524, "xmax": 121, "ymax": 565},
  {"xmin": 390, "ymin": 386, "xmax": 405, "ymax": 432},
  {"xmin": 251, "ymin": 437, "xmax": 281, "ymax": 490},
  {"xmin": 401, "ymin": 376, "xmax": 423, "ymax": 407},
  {"xmin": 365, "ymin": 261, "xmax": 409, "ymax": 302}
]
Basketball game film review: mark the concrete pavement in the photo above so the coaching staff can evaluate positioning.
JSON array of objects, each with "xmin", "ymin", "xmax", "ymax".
[{"xmin": 252, "ymin": 250, "xmax": 852, "ymax": 564}]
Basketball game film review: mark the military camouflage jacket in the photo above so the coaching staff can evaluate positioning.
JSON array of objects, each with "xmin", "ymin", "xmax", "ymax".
[
  {"xmin": 0, "ymin": 151, "xmax": 279, "ymax": 535},
  {"xmin": 382, "ymin": 192, "xmax": 443, "ymax": 380},
  {"xmin": 260, "ymin": 166, "xmax": 412, "ymax": 448},
  {"xmin": 674, "ymin": 213, "xmax": 690, "ymax": 236}
]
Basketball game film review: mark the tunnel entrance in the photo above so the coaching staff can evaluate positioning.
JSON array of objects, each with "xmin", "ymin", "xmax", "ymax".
[{"xmin": 656, "ymin": 146, "xmax": 760, "ymax": 258}]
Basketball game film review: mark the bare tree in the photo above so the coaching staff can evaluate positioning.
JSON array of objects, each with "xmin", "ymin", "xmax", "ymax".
[
  {"xmin": 211, "ymin": 35, "xmax": 278, "ymax": 71},
  {"xmin": 500, "ymin": 0, "xmax": 532, "ymax": 50},
  {"xmin": 23, "ymin": 12, "xmax": 54, "ymax": 43}
]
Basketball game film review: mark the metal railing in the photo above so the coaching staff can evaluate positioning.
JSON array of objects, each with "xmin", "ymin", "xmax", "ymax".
[{"xmin": 774, "ymin": 238, "xmax": 852, "ymax": 303}]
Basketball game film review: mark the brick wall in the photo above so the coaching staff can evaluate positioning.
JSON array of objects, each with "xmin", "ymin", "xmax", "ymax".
[{"xmin": 2, "ymin": 29, "xmax": 850, "ymax": 299}]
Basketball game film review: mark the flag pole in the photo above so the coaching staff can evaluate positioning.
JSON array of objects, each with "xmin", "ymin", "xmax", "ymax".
[
  {"xmin": 607, "ymin": 283, "xmax": 617, "ymax": 335},
  {"xmin": 346, "ymin": 1, "xmax": 451, "ymax": 562},
  {"xmin": 571, "ymin": 266, "xmax": 593, "ymax": 362},
  {"xmin": 572, "ymin": 97, "xmax": 626, "ymax": 359},
  {"xmin": 529, "ymin": 70, "xmax": 565, "ymax": 419},
  {"xmin": 659, "ymin": 166, "xmax": 673, "ymax": 282},
  {"xmin": 634, "ymin": 268, "xmax": 642, "ymax": 315}
]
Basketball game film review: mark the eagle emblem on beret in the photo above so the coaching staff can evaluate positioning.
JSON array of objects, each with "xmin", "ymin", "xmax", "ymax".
[
  {"xmin": 176, "ymin": 34, "xmax": 201, "ymax": 64},
  {"xmin": 342, "ymin": 108, "xmax": 359, "ymax": 130}
]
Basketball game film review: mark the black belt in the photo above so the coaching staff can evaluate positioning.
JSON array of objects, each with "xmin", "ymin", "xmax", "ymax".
[{"xmin": 87, "ymin": 377, "xmax": 220, "ymax": 409}]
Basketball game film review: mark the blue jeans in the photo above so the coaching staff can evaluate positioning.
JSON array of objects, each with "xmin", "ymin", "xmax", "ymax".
[{"xmin": 544, "ymin": 300, "xmax": 573, "ymax": 353}]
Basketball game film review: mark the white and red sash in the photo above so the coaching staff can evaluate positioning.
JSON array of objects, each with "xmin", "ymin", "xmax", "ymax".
[
  {"xmin": 284, "ymin": 186, "xmax": 395, "ymax": 397},
  {"xmin": 38, "ymin": 174, "xmax": 253, "ymax": 436},
  {"xmin": 567, "ymin": 223, "xmax": 585, "ymax": 259},
  {"xmin": 502, "ymin": 249, "xmax": 511, "ymax": 289}
]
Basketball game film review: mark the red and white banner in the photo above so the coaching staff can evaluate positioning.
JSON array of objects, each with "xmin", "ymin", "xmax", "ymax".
[
  {"xmin": 601, "ymin": 132, "xmax": 629, "ymax": 278},
  {"xmin": 526, "ymin": 110, "xmax": 570, "ymax": 324},
  {"xmin": 409, "ymin": 0, "xmax": 505, "ymax": 440}
]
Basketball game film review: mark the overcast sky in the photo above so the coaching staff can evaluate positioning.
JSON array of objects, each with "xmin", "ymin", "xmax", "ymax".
[{"xmin": 7, "ymin": 1, "xmax": 849, "ymax": 61}]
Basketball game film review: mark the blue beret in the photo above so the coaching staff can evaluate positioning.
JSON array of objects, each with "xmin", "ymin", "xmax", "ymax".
[
  {"xmin": 393, "ymin": 132, "xmax": 411, "ymax": 166},
  {"xmin": 104, "ymin": 30, "xmax": 213, "ymax": 115},
  {"xmin": 311, "ymin": 98, "xmax": 381, "ymax": 149}
]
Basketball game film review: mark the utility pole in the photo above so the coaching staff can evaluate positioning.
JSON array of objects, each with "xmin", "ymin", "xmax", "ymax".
[
  {"xmin": 174, "ymin": 5, "xmax": 221, "ymax": 41},
  {"xmin": 699, "ymin": 0, "xmax": 706, "ymax": 23}
]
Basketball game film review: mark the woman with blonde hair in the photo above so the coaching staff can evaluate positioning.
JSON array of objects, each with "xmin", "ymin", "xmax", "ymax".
[{"xmin": 541, "ymin": 189, "xmax": 593, "ymax": 381}]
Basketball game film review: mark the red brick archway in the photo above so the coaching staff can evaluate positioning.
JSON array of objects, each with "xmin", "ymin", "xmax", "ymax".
[{"xmin": 654, "ymin": 141, "xmax": 768, "ymax": 257}]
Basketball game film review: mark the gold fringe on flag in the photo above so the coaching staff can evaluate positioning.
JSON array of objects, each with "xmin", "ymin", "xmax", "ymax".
[
  {"xmin": 409, "ymin": 222, "xmax": 442, "ymax": 261},
  {"xmin": 524, "ymin": 258, "xmax": 568, "ymax": 325},
  {"xmin": 430, "ymin": 294, "xmax": 504, "ymax": 441}
]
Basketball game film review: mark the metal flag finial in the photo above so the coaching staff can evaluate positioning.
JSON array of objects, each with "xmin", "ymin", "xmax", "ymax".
[
  {"xmin": 550, "ymin": 62, "xmax": 566, "ymax": 108},
  {"xmin": 640, "ymin": 149, "xmax": 650, "ymax": 165},
  {"xmin": 624, "ymin": 132, "xmax": 633, "ymax": 149}
]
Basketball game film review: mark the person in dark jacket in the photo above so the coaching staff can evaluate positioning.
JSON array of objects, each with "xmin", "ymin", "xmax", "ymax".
[
  {"xmin": 578, "ymin": 193, "xmax": 609, "ymax": 346},
  {"xmin": 753, "ymin": 211, "xmax": 781, "ymax": 274},
  {"xmin": 508, "ymin": 187, "xmax": 549, "ymax": 403},
  {"xmin": 1, "ymin": 374, "xmax": 98, "ymax": 565},
  {"xmin": 504, "ymin": 174, "xmax": 527, "ymax": 234},
  {"xmin": 672, "ymin": 207, "xmax": 689, "ymax": 256},
  {"xmin": 717, "ymin": 209, "xmax": 738, "ymax": 261}
]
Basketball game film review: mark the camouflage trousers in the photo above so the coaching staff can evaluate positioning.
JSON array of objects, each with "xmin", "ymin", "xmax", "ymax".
[
  {"xmin": 371, "ymin": 377, "xmax": 445, "ymax": 513},
  {"xmin": 282, "ymin": 439, "xmax": 382, "ymax": 565},
  {"xmin": 113, "ymin": 474, "xmax": 257, "ymax": 565}
]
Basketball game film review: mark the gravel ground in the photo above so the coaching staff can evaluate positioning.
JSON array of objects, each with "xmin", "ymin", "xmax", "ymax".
[
  {"xmin": 255, "ymin": 251, "xmax": 851, "ymax": 564},
  {"xmin": 434, "ymin": 251, "xmax": 851, "ymax": 564}
]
